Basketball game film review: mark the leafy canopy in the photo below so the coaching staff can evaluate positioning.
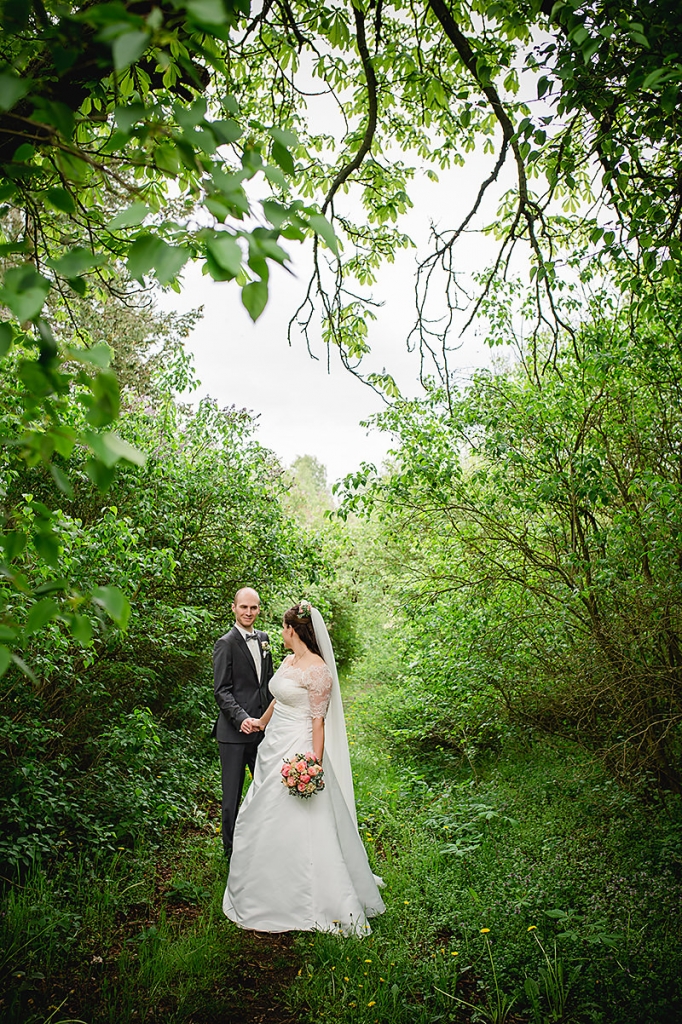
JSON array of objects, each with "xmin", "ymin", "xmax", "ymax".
[{"xmin": 0, "ymin": 0, "xmax": 680, "ymax": 671}]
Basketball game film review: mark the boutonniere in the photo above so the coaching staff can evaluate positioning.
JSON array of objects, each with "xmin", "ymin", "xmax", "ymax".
[{"xmin": 260, "ymin": 640, "xmax": 271, "ymax": 655}]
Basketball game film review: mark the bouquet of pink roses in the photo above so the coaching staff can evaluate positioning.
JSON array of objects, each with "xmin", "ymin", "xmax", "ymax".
[{"xmin": 281, "ymin": 752, "xmax": 325, "ymax": 799}]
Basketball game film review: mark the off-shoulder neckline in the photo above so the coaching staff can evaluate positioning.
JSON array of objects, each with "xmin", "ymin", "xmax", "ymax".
[{"xmin": 281, "ymin": 656, "xmax": 329, "ymax": 673}]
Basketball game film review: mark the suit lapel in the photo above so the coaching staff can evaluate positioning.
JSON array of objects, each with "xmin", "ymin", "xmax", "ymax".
[{"xmin": 233, "ymin": 626, "xmax": 260, "ymax": 682}]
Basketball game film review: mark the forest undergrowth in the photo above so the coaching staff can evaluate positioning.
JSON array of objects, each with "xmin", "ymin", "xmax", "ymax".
[{"xmin": 2, "ymin": 657, "xmax": 681, "ymax": 1024}]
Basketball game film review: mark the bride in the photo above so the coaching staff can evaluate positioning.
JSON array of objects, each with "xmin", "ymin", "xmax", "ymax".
[{"xmin": 223, "ymin": 601, "xmax": 385, "ymax": 934}]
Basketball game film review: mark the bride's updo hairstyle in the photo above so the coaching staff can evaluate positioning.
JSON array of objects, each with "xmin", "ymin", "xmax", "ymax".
[{"xmin": 284, "ymin": 603, "xmax": 323, "ymax": 657}]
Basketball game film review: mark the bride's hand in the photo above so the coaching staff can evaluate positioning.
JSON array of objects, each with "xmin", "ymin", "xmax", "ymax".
[{"xmin": 240, "ymin": 717, "xmax": 262, "ymax": 734}]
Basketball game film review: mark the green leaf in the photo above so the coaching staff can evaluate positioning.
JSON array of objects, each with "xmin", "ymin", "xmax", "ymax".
[
  {"xmin": 67, "ymin": 276, "xmax": 88, "ymax": 297},
  {"xmin": 269, "ymin": 127, "xmax": 298, "ymax": 148},
  {"xmin": 36, "ymin": 99, "xmax": 74, "ymax": 139},
  {"xmin": 154, "ymin": 143, "xmax": 180, "ymax": 175},
  {"xmin": 174, "ymin": 97, "xmax": 207, "ymax": 128},
  {"xmin": 366, "ymin": 372, "xmax": 401, "ymax": 398},
  {"xmin": 11, "ymin": 653, "xmax": 37, "ymax": 682},
  {"xmin": 24, "ymin": 598, "xmax": 59, "ymax": 636},
  {"xmin": 45, "ymin": 187, "xmax": 76, "ymax": 214},
  {"xmin": 86, "ymin": 430, "xmax": 146, "ymax": 468},
  {"xmin": 0, "ymin": 72, "xmax": 30, "ymax": 112},
  {"xmin": 271, "ymin": 140, "xmax": 295, "ymax": 175},
  {"xmin": 249, "ymin": 231, "xmax": 289, "ymax": 265},
  {"xmin": 33, "ymin": 531, "xmax": 60, "ymax": 569},
  {"xmin": 84, "ymin": 458, "xmax": 116, "ymax": 490},
  {"xmin": 204, "ymin": 195, "xmax": 230, "ymax": 222},
  {"xmin": 0, "ymin": 241, "xmax": 31, "ymax": 257},
  {"xmin": 50, "ymin": 463, "xmax": 74, "ymax": 498},
  {"xmin": 0, "ymin": 322, "xmax": 14, "ymax": 359},
  {"xmin": 84, "ymin": 370, "xmax": 120, "ymax": 427},
  {"xmin": 306, "ymin": 213, "xmax": 339, "ymax": 255},
  {"xmin": 2, "ymin": 530, "xmax": 26, "ymax": 560},
  {"xmin": 36, "ymin": 319, "xmax": 58, "ymax": 360},
  {"xmin": 581, "ymin": 38, "xmax": 601, "ymax": 62},
  {"xmin": 18, "ymin": 359, "xmax": 53, "ymax": 397},
  {"xmin": 262, "ymin": 200, "xmax": 288, "ymax": 229},
  {"xmin": 0, "ymin": 646, "xmax": 11, "ymax": 678},
  {"xmin": 92, "ymin": 586, "xmax": 131, "ymax": 629},
  {"xmin": 263, "ymin": 164, "xmax": 288, "ymax": 189},
  {"xmin": 52, "ymin": 427, "xmax": 77, "ymax": 459},
  {"xmin": 55, "ymin": 148, "xmax": 89, "ymax": 183},
  {"xmin": 34, "ymin": 579, "xmax": 68, "ymax": 595},
  {"xmin": 13, "ymin": 143, "xmax": 35, "ymax": 161},
  {"xmin": 47, "ymin": 247, "xmax": 106, "ymax": 278},
  {"xmin": 187, "ymin": 0, "xmax": 228, "ymax": 25},
  {"xmin": 204, "ymin": 251, "xmax": 234, "ymax": 281},
  {"xmin": 206, "ymin": 233, "xmax": 242, "ymax": 276},
  {"xmin": 154, "ymin": 243, "xmax": 190, "ymax": 285},
  {"xmin": 69, "ymin": 613, "xmax": 93, "ymax": 645},
  {"xmin": 112, "ymin": 30, "xmax": 150, "ymax": 71},
  {"xmin": 241, "ymin": 279, "xmax": 269, "ymax": 321},
  {"xmin": 126, "ymin": 233, "xmax": 165, "ymax": 281},
  {"xmin": 114, "ymin": 102, "xmax": 146, "ymax": 134},
  {"xmin": 65, "ymin": 342, "xmax": 112, "ymax": 368},
  {"xmin": 0, "ymin": 265, "xmax": 51, "ymax": 321},
  {"xmin": 101, "ymin": 432, "xmax": 147, "ymax": 467},
  {"xmin": 210, "ymin": 119, "xmax": 243, "ymax": 145},
  {"xmin": 108, "ymin": 202, "xmax": 151, "ymax": 230}
]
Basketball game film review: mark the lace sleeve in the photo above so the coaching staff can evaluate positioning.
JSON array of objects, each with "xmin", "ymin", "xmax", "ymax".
[{"xmin": 302, "ymin": 663, "xmax": 333, "ymax": 719}]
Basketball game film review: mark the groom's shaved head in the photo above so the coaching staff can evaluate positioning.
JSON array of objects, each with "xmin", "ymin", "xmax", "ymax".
[{"xmin": 234, "ymin": 586, "xmax": 260, "ymax": 606}]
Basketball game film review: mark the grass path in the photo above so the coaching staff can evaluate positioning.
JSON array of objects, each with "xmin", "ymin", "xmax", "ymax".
[{"xmin": 3, "ymin": 660, "xmax": 682, "ymax": 1023}]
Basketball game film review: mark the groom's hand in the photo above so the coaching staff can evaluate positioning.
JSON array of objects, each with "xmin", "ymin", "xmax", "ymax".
[{"xmin": 240, "ymin": 717, "xmax": 262, "ymax": 734}]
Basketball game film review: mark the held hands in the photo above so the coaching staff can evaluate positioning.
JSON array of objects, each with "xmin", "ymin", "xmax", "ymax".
[{"xmin": 240, "ymin": 717, "xmax": 263, "ymax": 735}]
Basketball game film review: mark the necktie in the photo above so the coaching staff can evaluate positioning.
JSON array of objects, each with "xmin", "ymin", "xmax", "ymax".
[{"xmin": 245, "ymin": 633, "xmax": 259, "ymax": 642}]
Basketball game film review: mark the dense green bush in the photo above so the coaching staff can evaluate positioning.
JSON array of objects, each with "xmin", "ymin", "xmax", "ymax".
[
  {"xmin": 340, "ymin": 288, "xmax": 682, "ymax": 791},
  {"xmin": 0, "ymin": 305, "xmax": 326, "ymax": 872}
]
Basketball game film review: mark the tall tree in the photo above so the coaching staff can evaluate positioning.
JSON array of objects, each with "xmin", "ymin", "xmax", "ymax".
[
  {"xmin": 2, "ymin": 1, "xmax": 681, "ymax": 370},
  {"xmin": 1, "ymin": 0, "xmax": 680, "ymax": 669},
  {"xmin": 340, "ymin": 281, "xmax": 682, "ymax": 790}
]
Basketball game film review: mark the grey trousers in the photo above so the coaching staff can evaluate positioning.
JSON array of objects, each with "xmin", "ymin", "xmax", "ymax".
[{"xmin": 218, "ymin": 741, "xmax": 257, "ymax": 854}]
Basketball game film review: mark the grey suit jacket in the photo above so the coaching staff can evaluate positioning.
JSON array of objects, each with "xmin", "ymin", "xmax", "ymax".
[{"xmin": 212, "ymin": 626, "xmax": 274, "ymax": 744}]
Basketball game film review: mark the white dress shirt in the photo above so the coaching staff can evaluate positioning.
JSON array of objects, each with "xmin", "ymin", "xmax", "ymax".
[{"xmin": 235, "ymin": 623, "xmax": 261, "ymax": 682}]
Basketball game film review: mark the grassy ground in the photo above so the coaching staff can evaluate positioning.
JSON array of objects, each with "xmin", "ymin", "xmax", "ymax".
[
  {"xmin": 0, "ymin": 827, "xmax": 300, "ymax": 1024},
  {"xmin": 289, "ymin": 663, "xmax": 682, "ymax": 1024},
  {"xmin": 2, "ymin": 662, "xmax": 681, "ymax": 1023}
]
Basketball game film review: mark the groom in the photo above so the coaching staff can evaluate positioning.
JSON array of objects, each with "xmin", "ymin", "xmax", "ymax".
[{"xmin": 212, "ymin": 587, "xmax": 274, "ymax": 856}]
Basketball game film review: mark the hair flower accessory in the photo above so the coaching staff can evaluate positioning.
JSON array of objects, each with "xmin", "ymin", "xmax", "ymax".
[{"xmin": 298, "ymin": 599, "xmax": 312, "ymax": 618}]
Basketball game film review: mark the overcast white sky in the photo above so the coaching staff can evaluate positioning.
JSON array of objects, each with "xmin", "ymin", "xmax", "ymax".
[
  {"xmin": 153, "ymin": 25, "xmax": 555, "ymax": 484},
  {"xmin": 159, "ymin": 155, "xmax": 515, "ymax": 484}
]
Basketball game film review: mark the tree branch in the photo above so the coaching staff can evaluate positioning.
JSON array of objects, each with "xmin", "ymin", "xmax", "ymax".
[
  {"xmin": 427, "ymin": 0, "xmax": 528, "ymax": 205},
  {"xmin": 321, "ymin": 4, "xmax": 378, "ymax": 214}
]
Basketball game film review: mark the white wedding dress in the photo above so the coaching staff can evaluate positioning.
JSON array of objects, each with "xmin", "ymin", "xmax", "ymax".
[{"xmin": 223, "ymin": 659, "xmax": 385, "ymax": 934}]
